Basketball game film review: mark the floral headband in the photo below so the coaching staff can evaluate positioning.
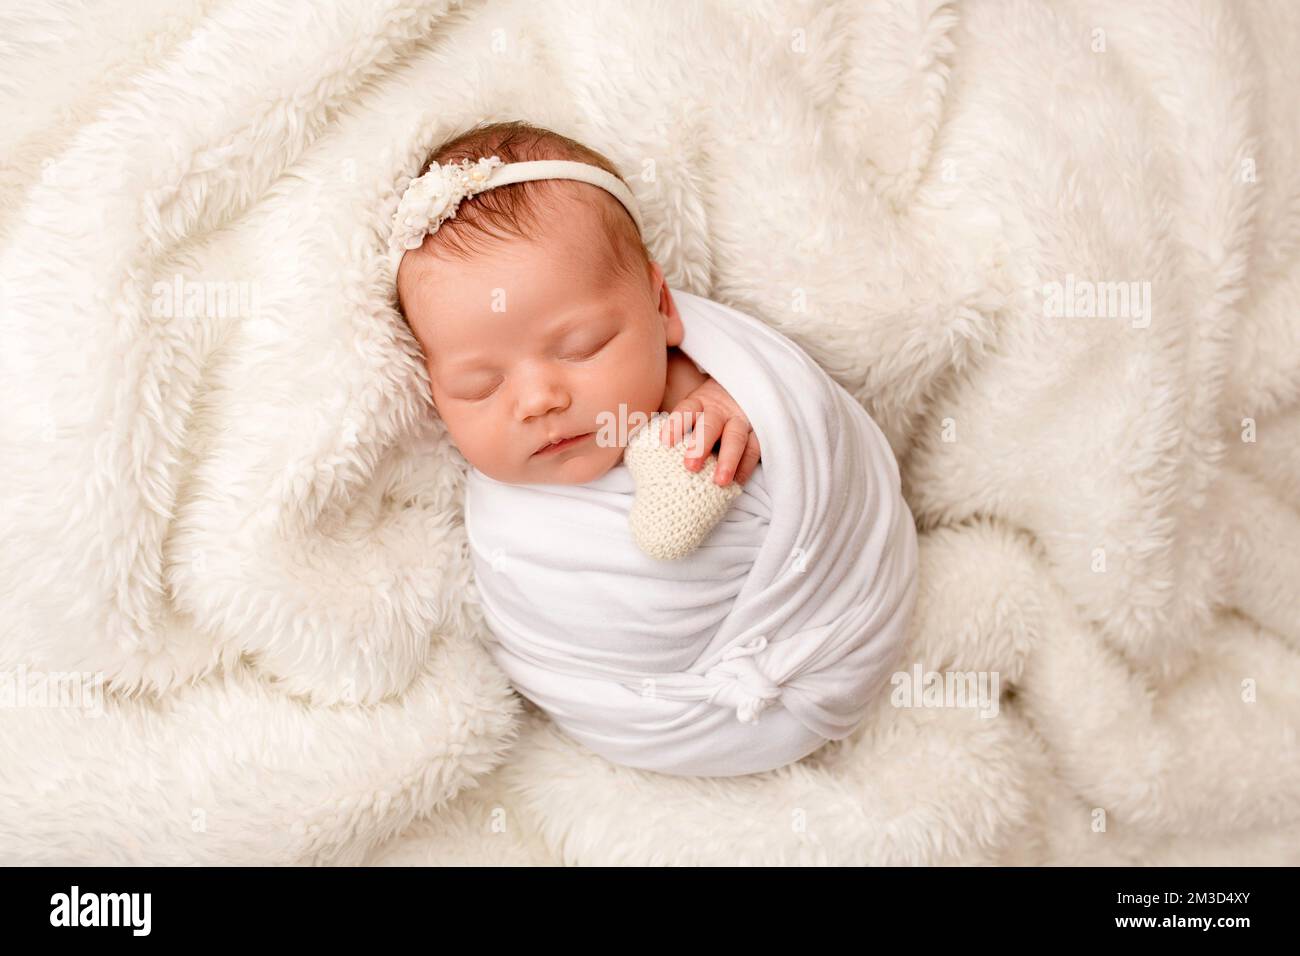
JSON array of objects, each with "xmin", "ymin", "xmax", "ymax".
[{"xmin": 388, "ymin": 156, "xmax": 645, "ymax": 278}]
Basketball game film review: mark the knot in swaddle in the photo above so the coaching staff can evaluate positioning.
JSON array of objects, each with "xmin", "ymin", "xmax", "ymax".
[
  {"xmin": 464, "ymin": 289, "xmax": 919, "ymax": 777},
  {"xmin": 706, "ymin": 636, "xmax": 781, "ymax": 724}
]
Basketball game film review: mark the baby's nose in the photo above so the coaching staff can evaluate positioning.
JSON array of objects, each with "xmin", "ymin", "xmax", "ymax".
[{"xmin": 515, "ymin": 373, "xmax": 568, "ymax": 419}]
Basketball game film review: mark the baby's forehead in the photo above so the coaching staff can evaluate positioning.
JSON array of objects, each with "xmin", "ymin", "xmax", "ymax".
[
  {"xmin": 408, "ymin": 250, "xmax": 602, "ymax": 330},
  {"xmin": 399, "ymin": 190, "xmax": 643, "ymax": 361}
]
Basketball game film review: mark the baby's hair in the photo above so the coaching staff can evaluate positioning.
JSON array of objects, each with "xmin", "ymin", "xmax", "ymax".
[{"xmin": 405, "ymin": 119, "xmax": 649, "ymax": 286}]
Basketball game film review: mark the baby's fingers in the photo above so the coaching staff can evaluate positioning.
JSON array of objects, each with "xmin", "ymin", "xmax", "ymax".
[
  {"xmin": 660, "ymin": 398, "xmax": 703, "ymax": 448},
  {"xmin": 733, "ymin": 434, "xmax": 762, "ymax": 485},
  {"xmin": 712, "ymin": 417, "xmax": 753, "ymax": 485},
  {"xmin": 683, "ymin": 411, "xmax": 723, "ymax": 472}
]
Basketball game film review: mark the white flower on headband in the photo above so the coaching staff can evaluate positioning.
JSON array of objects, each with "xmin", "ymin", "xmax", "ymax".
[{"xmin": 389, "ymin": 155, "xmax": 504, "ymax": 257}]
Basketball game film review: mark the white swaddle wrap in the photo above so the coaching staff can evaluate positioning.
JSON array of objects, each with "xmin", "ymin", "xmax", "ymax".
[{"xmin": 464, "ymin": 290, "xmax": 919, "ymax": 777}]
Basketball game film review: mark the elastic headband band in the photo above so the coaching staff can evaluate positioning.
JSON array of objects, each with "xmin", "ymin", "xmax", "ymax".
[{"xmin": 388, "ymin": 156, "xmax": 644, "ymax": 279}]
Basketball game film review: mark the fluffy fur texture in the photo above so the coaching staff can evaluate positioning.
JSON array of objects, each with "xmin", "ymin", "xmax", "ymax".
[{"xmin": 1, "ymin": 0, "xmax": 1298, "ymax": 865}]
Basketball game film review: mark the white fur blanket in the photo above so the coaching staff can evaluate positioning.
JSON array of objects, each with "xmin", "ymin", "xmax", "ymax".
[
  {"xmin": 2, "ymin": 0, "xmax": 1299, "ymax": 865},
  {"xmin": 466, "ymin": 289, "xmax": 919, "ymax": 778}
]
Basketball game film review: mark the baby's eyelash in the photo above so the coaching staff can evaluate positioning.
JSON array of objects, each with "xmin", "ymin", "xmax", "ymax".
[
  {"xmin": 566, "ymin": 336, "xmax": 614, "ymax": 360},
  {"xmin": 454, "ymin": 337, "xmax": 615, "ymax": 399},
  {"xmin": 453, "ymin": 380, "xmax": 499, "ymax": 401}
]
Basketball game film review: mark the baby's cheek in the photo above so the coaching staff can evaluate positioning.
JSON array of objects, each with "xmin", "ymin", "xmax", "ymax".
[{"xmin": 444, "ymin": 414, "xmax": 496, "ymax": 467}]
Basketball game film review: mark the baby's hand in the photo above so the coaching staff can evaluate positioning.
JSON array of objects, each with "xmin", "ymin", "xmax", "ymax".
[{"xmin": 660, "ymin": 377, "xmax": 762, "ymax": 486}]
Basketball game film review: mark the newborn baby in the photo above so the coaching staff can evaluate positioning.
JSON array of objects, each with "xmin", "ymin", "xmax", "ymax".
[
  {"xmin": 392, "ymin": 120, "xmax": 918, "ymax": 778},
  {"xmin": 395, "ymin": 121, "xmax": 758, "ymax": 496}
]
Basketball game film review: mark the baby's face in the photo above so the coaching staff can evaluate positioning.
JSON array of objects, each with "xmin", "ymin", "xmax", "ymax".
[{"xmin": 399, "ymin": 193, "xmax": 682, "ymax": 485}]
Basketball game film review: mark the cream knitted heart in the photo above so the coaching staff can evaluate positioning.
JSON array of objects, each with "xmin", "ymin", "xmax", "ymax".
[{"xmin": 624, "ymin": 412, "xmax": 743, "ymax": 561}]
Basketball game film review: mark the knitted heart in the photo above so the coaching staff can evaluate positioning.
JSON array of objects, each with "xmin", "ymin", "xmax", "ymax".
[{"xmin": 624, "ymin": 412, "xmax": 743, "ymax": 560}]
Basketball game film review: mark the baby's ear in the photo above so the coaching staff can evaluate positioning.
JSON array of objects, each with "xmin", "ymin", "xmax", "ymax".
[
  {"xmin": 664, "ymin": 323, "xmax": 684, "ymax": 349},
  {"xmin": 656, "ymin": 277, "xmax": 684, "ymax": 347}
]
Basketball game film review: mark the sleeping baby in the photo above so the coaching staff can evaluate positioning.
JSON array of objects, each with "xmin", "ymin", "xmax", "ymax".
[
  {"xmin": 394, "ymin": 122, "xmax": 756, "ymax": 494},
  {"xmin": 391, "ymin": 120, "xmax": 919, "ymax": 778}
]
